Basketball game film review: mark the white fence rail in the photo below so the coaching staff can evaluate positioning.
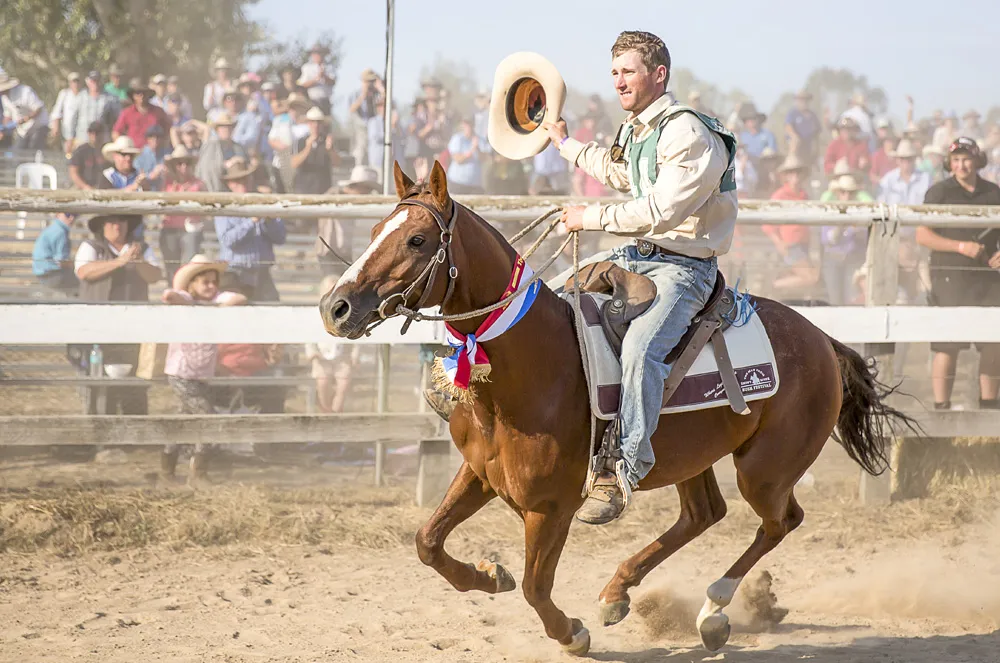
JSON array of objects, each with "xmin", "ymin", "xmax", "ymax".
[{"xmin": 3, "ymin": 303, "xmax": 1000, "ymax": 345}]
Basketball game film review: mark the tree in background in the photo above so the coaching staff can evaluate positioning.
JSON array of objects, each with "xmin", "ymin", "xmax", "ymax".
[{"xmin": 0, "ymin": 0, "xmax": 269, "ymax": 114}]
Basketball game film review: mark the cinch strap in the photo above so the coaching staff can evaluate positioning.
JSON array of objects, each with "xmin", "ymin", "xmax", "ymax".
[{"xmin": 441, "ymin": 255, "xmax": 540, "ymax": 389}]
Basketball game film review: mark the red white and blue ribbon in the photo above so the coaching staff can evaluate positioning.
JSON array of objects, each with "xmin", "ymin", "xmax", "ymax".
[{"xmin": 442, "ymin": 255, "xmax": 540, "ymax": 390}]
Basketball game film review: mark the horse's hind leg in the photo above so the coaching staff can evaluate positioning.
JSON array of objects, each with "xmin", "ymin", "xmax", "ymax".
[
  {"xmin": 696, "ymin": 446, "xmax": 810, "ymax": 651},
  {"xmin": 415, "ymin": 462, "xmax": 515, "ymax": 594},
  {"xmin": 598, "ymin": 469, "xmax": 728, "ymax": 626}
]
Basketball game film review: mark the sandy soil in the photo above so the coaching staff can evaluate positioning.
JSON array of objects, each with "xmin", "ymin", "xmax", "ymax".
[{"xmin": 1, "ymin": 447, "xmax": 999, "ymax": 663}]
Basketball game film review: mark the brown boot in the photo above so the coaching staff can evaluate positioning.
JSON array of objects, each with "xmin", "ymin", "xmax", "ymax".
[
  {"xmin": 423, "ymin": 388, "xmax": 457, "ymax": 422},
  {"xmin": 575, "ymin": 472, "xmax": 627, "ymax": 525}
]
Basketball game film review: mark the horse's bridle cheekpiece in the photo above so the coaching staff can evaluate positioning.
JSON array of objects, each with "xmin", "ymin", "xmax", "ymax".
[{"xmin": 366, "ymin": 197, "xmax": 460, "ymax": 336}]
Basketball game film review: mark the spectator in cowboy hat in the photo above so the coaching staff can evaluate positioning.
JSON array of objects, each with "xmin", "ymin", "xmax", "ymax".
[
  {"xmin": 161, "ymin": 254, "xmax": 247, "ymax": 483},
  {"xmin": 160, "ymin": 146, "xmax": 207, "ymax": 283},
  {"xmin": 207, "ymin": 86, "xmax": 242, "ymax": 125},
  {"xmin": 785, "ymin": 89, "xmax": 821, "ymax": 163},
  {"xmin": 112, "ymin": 77, "xmax": 170, "ymax": 146},
  {"xmin": 878, "ymin": 139, "xmax": 930, "ymax": 206},
  {"xmin": 204, "ymin": 57, "xmax": 235, "ymax": 113},
  {"xmin": 0, "ymin": 67, "xmax": 50, "ymax": 150},
  {"xmin": 104, "ymin": 63, "xmax": 128, "ymax": 102},
  {"xmin": 821, "ymin": 174, "xmax": 871, "ymax": 305},
  {"xmin": 196, "ymin": 111, "xmax": 248, "ymax": 192},
  {"xmin": 73, "ymin": 213, "xmax": 161, "ymax": 414},
  {"xmin": 214, "ymin": 159, "xmax": 287, "ymax": 301},
  {"xmin": 98, "ymin": 135, "xmax": 146, "ymax": 191},
  {"xmin": 820, "ymin": 158, "xmax": 860, "ymax": 201},
  {"xmin": 420, "ymin": 76, "xmax": 442, "ymax": 100},
  {"xmin": 349, "ymin": 69, "xmax": 383, "ymax": 166},
  {"xmin": 298, "ymin": 43, "xmax": 335, "ymax": 114},
  {"xmin": 824, "ymin": 117, "xmax": 870, "ymax": 176},
  {"xmin": 148, "ymin": 73, "xmax": 168, "ymax": 108},
  {"xmin": 134, "ymin": 124, "xmax": 170, "ymax": 190},
  {"xmin": 68, "ymin": 121, "xmax": 108, "ymax": 190},
  {"xmin": 763, "ymin": 155, "xmax": 810, "ymax": 263},
  {"xmin": 291, "ymin": 106, "xmax": 338, "ymax": 194},
  {"xmin": 267, "ymin": 93, "xmax": 310, "ymax": 189},
  {"xmin": 737, "ymin": 103, "xmax": 776, "ymax": 161}
]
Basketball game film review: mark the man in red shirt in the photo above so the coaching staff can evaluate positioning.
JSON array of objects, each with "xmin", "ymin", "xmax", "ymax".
[
  {"xmin": 112, "ymin": 78, "xmax": 170, "ymax": 146},
  {"xmin": 824, "ymin": 117, "xmax": 870, "ymax": 176}
]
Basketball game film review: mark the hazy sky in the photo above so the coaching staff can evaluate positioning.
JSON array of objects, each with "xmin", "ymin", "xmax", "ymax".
[{"xmin": 252, "ymin": 0, "xmax": 1000, "ymax": 121}]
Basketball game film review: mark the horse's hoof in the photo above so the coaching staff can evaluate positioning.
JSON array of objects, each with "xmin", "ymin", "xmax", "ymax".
[
  {"xmin": 561, "ymin": 619, "xmax": 591, "ymax": 656},
  {"xmin": 599, "ymin": 597, "xmax": 631, "ymax": 626},
  {"xmin": 476, "ymin": 559, "xmax": 516, "ymax": 593},
  {"xmin": 698, "ymin": 612, "xmax": 731, "ymax": 652}
]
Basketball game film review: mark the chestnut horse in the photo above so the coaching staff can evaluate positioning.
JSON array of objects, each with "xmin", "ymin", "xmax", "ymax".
[{"xmin": 320, "ymin": 162, "xmax": 912, "ymax": 656}]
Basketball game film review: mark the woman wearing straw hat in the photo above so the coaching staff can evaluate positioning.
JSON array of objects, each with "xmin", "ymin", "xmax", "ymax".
[
  {"xmin": 160, "ymin": 146, "xmax": 208, "ymax": 283},
  {"xmin": 161, "ymin": 254, "xmax": 247, "ymax": 482},
  {"xmin": 820, "ymin": 174, "xmax": 870, "ymax": 305}
]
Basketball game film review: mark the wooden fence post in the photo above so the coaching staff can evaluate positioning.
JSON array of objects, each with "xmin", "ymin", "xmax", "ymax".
[
  {"xmin": 374, "ymin": 344, "xmax": 390, "ymax": 487},
  {"xmin": 859, "ymin": 208, "xmax": 901, "ymax": 505},
  {"xmin": 416, "ymin": 438, "xmax": 451, "ymax": 507}
]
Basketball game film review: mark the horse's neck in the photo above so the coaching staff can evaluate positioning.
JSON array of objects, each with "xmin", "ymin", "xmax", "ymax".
[{"xmin": 443, "ymin": 207, "xmax": 578, "ymax": 411}]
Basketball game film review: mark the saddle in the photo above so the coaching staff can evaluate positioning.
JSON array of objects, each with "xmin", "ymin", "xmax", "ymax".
[{"xmin": 565, "ymin": 261, "xmax": 777, "ymax": 417}]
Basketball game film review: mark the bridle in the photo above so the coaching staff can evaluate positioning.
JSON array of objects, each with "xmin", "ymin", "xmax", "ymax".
[{"xmin": 362, "ymin": 196, "xmax": 460, "ymax": 336}]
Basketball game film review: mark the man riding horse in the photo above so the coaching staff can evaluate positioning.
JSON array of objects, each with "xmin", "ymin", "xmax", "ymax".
[{"xmin": 543, "ymin": 30, "xmax": 738, "ymax": 525}]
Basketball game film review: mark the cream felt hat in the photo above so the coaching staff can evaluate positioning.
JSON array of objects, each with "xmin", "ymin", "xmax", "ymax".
[
  {"xmin": 172, "ymin": 254, "xmax": 228, "ymax": 291},
  {"xmin": 487, "ymin": 52, "xmax": 566, "ymax": 160}
]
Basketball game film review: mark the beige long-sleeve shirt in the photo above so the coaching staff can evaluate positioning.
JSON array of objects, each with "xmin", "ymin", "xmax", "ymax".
[{"xmin": 558, "ymin": 93, "xmax": 738, "ymax": 258}]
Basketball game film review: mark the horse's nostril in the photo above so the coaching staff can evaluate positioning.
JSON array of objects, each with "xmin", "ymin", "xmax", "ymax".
[{"xmin": 332, "ymin": 299, "xmax": 351, "ymax": 321}]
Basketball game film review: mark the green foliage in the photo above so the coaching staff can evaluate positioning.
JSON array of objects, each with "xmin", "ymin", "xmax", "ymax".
[{"xmin": 0, "ymin": 0, "xmax": 267, "ymax": 107}]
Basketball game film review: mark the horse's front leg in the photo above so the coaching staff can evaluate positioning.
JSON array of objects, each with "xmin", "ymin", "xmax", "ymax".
[
  {"xmin": 415, "ymin": 461, "xmax": 516, "ymax": 594},
  {"xmin": 522, "ymin": 506, "xmax": 591, "ymax": 656}
]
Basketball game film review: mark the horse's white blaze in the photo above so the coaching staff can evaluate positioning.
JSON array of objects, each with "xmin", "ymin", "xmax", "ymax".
[{"xmin": 334, "ymin": 209, "xmax": 410, "ymax": 290}]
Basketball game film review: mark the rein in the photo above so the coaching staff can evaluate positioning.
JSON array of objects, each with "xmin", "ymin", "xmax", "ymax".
[{"xmin": 361, "ymin": 201, "xmax": 573, "ymax": 335}]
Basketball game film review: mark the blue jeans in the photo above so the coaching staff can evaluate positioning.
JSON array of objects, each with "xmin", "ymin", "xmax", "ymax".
[{"xmin": 554, "ymin": 244, "xmax": 718, "ymax": 487}]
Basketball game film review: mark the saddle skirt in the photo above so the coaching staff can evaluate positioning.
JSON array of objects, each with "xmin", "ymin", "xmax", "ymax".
[{"xmin": 566, "ymin": 290, "xmax": 779, "ymax": 420}]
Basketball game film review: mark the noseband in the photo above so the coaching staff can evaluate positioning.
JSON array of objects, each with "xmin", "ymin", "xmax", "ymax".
[{"xmin": 366, "ymin": 197, "xmax": 459, "ymax": 335}]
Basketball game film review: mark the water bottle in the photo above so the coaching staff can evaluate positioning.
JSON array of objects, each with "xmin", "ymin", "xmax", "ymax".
[{"xmin": 89, "ymin": 344, "xmax": 103, "ymax": 378}]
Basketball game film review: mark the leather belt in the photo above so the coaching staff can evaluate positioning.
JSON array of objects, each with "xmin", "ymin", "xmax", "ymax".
[{"xmin": 634, "ymin": 239, "xmax": 692, "ymax": 260}]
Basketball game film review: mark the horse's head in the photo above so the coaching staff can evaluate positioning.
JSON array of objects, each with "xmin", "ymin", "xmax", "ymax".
[{"xmin": 321, "ymin": 160, "xmax": 456, "ymax": 339}]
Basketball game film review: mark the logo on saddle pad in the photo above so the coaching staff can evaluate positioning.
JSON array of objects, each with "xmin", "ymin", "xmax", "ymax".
[{"xmin": 739, "ymin": 367, "xmax": 774, "ymax": 393}]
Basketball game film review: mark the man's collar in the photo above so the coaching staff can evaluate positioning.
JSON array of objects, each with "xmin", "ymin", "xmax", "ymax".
[{"xmin": 629, "ymin": 92, "xmax": 675, "ymax": 128}]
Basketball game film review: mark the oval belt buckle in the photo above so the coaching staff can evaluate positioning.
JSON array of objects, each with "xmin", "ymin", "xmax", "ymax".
[{"xmin": 636, "ymin": 240, "xmax": 653, "ymax": 258}]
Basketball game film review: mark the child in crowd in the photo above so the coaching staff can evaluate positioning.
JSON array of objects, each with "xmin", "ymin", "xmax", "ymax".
[
  {"xmin": 161, "ymin": 255, "xmax": 247, "ymax": 483},
  {"xmin": 306, "ymin": 274, "xmax": 361, "ymax": 413}
]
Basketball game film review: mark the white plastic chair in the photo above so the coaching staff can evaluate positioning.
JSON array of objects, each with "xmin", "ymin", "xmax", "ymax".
[{"xmin": 14, "ymin": 151, "xmax": 58, "ymax": 239}]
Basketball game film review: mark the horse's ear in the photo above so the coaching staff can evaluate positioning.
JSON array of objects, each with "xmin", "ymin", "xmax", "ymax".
[
  {"xmin": 393, "ymin": 161, "xmax": 414, "ymax": 199},
  {"xmin": 428, "ymin": 160, "xmax": 449, "ymax": 210}
]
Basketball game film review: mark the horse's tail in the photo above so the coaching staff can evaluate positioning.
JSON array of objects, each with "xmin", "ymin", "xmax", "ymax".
[{"xmin": 828, "ymin": 336, "xmax": 920, "ymax": 476}]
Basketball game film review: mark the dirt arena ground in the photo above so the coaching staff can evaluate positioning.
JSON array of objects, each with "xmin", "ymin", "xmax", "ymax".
[{"xmin": 1, "ymin": 444, "xmax": 999, "ymax": 663}]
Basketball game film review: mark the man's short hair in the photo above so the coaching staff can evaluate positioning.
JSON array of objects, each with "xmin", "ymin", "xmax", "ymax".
[{"xmin": 611, "ymin": 31, "xmax": 671, "ymax": 83}]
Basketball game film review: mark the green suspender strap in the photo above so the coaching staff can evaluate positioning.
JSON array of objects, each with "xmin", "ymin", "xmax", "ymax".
[{"xmin": 624, "ymin": 103, "xmax": 738, "ymax": 200}]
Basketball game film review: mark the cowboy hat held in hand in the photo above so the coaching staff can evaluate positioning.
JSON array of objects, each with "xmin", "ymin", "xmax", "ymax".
[{"xmin": 487, "ymin": 52, "xmax": 566, "ymax": 160}]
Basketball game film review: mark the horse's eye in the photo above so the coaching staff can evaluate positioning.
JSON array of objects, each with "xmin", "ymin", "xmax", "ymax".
[{"xmin": 408, "ymin": 235, "xmax": 425, "ymax": 248}]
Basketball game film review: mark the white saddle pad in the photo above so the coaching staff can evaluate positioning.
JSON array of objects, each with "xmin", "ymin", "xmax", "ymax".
[{"xmin": 567, "ymin": 291, "xmax": 779, "ymax": 420}]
